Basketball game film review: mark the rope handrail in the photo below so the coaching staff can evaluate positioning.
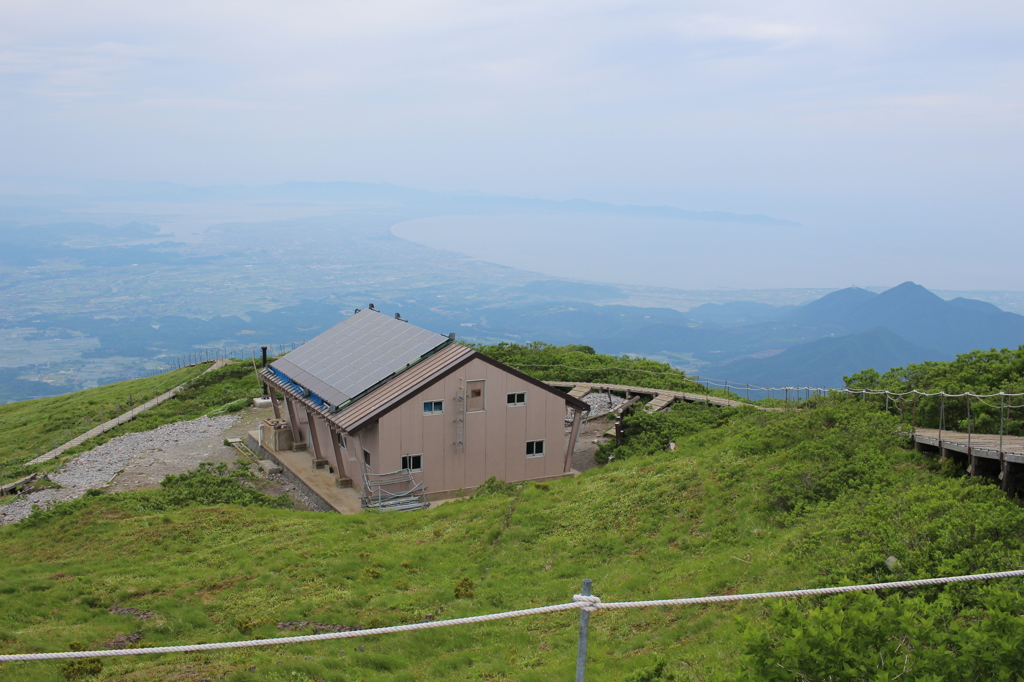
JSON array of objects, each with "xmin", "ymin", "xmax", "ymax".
[{"xmin": 3, "ymin": 569, "xmax": 1022, "ymax": 663}]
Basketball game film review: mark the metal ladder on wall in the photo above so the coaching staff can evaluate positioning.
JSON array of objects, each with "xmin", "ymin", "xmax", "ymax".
[{"xmin": 454, "ymin": 388, "xmax": 465, "ymax": 453}]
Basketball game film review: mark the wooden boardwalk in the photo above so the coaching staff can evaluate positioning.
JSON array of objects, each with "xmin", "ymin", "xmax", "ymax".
[
  {"xmin": 27, "ymin": 360, "xmax": 228, "ymax": 466},
  {"xmin": 545, "ymin": 381, "xmax": 774, "ymax": 413},
  {"xmin": 547, "ymin": 381, "xmax": 1022, "ymax": 495},
  {"xmin": 911, "ymin": 428, "xmax": 1024, "ymax": 465}
]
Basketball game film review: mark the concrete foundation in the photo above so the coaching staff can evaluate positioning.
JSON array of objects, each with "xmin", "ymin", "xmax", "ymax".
[{"xmin": 246, "ymin": 432, "xmax": 362, "ymax": 514}]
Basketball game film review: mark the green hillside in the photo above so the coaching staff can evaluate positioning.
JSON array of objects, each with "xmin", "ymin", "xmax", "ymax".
[
  {"xmin": 0, "ymin": 361, "xmax": 265, "ymax": 487},
  {"xmin": 0, "ymin": 365, "xmax": 209, "ymax": 474},
  {"xmin": 2, "ymin": 345, "xmax": 1024, "ymax": 680},
  {"xmin": 846, "ymin": 345, "xmax": 1024, "ymax": 436}
]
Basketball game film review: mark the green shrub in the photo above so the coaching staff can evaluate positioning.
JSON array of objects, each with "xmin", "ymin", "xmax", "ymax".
[
  {"xmin": 474, "ymin": 477, "xmax": 518, "ymax": 496},
  {"xmin": 737, "ymin": 588, "xmax": 1024, "ymax": 681},
  {"xmin": 454, "ymin": 576, "xmax": 474, "ymax": 599},
  {"xmin": 59, "ymin": 642, "xmax": 103, "ymax": 679},
  {"xmin": 625, "ymin": 659, "xmax": 676, "ymax": 682},
  {"xmin": 596, "ymin": 402, "xmax": 743, "ymax": 463},
  {"xmin": 20, "ymin": 462, "xmax": 289, "ymax": 527},
  {"xmin": 156, "ymin": 465, "xmax": 290, "ymax": 509}
]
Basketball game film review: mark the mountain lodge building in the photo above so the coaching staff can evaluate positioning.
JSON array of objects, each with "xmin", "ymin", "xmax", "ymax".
[{"xmin": 259, "ymin": 308, "xmax": 588, "ymax": 507}]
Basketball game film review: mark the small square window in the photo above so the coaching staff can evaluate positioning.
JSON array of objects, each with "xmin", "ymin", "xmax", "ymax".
[
  {"xmin": 423, "ymin": 400, "xmax": 444, "ymax": 415},
  {"xmin": 401, "ymin": 454, "xmax": 423, "ymax": 472},
  {"xmin": 526, "ymin": 440, "xmax": 545, "ymax": 457},
  {"xmin": 506, "ymin": 392, "xmax": 526, "ymax": 407}
]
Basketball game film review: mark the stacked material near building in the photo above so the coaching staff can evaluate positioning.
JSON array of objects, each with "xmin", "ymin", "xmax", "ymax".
[{"xmin": 260, "ymin": 308, "xmax": 588, "ymax": 507}]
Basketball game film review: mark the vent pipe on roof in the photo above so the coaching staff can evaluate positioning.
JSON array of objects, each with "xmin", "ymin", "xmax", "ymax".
[
  {"xmin": 368, "ymin": 303, "xmax": 376, "ymax": 311},
  {"xmin": 354, "ymin": 308, "xmax": 361, "ymax": 314}
]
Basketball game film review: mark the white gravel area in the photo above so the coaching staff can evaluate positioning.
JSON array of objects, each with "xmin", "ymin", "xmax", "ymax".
[
  {"xmin": 581, "ymin": 391, "xmax": 626, "ymax": 417},
  {"xmin": 0, "ymin": 415, "xmax": 239, "ymax": 525}
]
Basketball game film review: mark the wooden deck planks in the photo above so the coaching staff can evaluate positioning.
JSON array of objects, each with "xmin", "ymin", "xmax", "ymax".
[
  {"xmin": 912, "ymin": 428, "xmax": 1024, "ymax": 465},
  {"xmin": 547, "ymin": 381, "xmax": 775, "ymax": 412}
]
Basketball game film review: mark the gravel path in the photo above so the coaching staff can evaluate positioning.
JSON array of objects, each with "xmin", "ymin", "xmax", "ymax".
[
  {"xmin": 580, "ymin": 391, "xmax": 626, "ymax": 416},
  {"xmin": 561, "ymin": 390, "xmax": 627, "ymax": 473},
  {"xmin": 0, "ymin": 415, "xmax": 239, "ymax": 525}
]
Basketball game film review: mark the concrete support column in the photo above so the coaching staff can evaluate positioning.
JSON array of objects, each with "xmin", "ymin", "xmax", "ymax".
[
  {"xmin": 304, "ymin": 407, "xmax": 326, "ymax": 467},
  {"xmin": 328, "ymin": 427, "xmax": 349, "ymax": 481},
  {"xmin": 267, "ymin": 383, "xmax": 282, "ymax": 420},
  {"xmin": 564, "ymin": 407, "xmax": 583, "ymax": 473},
  {"xmin": 285, "ymin": 397, "xmax": 303, "ymax": 446},
  {"xmin": 1001, "ymin": 461, "xmax": 1019, "ymax": 496}
]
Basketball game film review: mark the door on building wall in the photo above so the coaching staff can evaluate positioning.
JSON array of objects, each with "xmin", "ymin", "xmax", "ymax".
[{"xmin": 467, "ymin": 380, "xmax": 485, "ymax": 412}]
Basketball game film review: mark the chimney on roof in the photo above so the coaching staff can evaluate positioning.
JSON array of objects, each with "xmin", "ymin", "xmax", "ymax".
[{"xmin": 449, "ymin": 332, "xmax": 456, "ymax": 341}]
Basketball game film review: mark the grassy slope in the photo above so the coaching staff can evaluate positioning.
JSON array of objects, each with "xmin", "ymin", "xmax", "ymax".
[
  {"xmin": 0, "ymin": 365, "xmax": 208, "ymax": 469},
  {"xmin": 2, "ymin": 398, "xmax": 1023, "ymax": 681},
  {"xmin": 0, "ymin": 361, "xmax": 264, "ymax": 486}
]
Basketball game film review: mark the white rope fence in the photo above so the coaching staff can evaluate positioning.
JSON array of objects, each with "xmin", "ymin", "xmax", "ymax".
[{"xmin": 3, "ymin": 568, "xmax": 1022, "ymax": 663}]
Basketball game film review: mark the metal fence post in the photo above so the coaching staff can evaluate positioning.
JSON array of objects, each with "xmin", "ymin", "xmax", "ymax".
[{"xmin": 576, "ymin": 578, "xmax": 592, "ymax": 682}]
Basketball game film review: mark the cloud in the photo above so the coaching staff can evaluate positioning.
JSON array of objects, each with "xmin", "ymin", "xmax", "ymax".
[{"xmin": 0, "ymin": 0, "xmax": 1019, "ymax": 251}]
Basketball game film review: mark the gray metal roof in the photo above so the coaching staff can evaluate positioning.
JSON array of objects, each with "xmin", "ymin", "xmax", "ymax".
[{"xmin": 270, "ymin": 309, "xmax": 450, "ymax": 406}]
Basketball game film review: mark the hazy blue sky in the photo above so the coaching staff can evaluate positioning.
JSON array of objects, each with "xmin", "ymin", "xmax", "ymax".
[{"xmin": 2, "ymin": 1, "xmax": 1022, "ymax": 288}]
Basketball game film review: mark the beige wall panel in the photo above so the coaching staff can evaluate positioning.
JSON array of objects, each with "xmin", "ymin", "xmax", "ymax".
[
  {"xmin": 505, "ymin": 394, "xmax": 527, "ymax": 482},
  {"xmin": 484, "ymin": 362, "xmax": 508, "ymax": 481},
  {"xmin": 546, "ymin": 398, "xmax": 567, "ymax": 477},
  {"xmin": 524, "ymin": 449, "xmax": 545, "ymax": 479},
  {"xmin": 420, "ymin": 380, "xmax": 447, "ymax": 492},
  {"xmin": 398, "ymin": 398, "xmax": 424, "ymax": 461},
  {"xmin": 465, "ymin": 410, "xmax": 487, "ymax": 487},
  {"xmin": 525, "ymin": 386, "xmax": 547, "ymax": 440},
  {"xmin": 378, "ymin": 412, "xmax": 402, "ymax": 473},
  {"xmin": 333, "ymin": 356, "xmax": 574, "ymax": 496},
  {"xmin": 442, "ymin": 371, "xmax": 466, "ymax": 492},
  {"xmin": 523, "ymin": 386, "xmax": 548, "ymax": 479},
  {"xmin": 362, "ymin": 423, "xmax": 379, "ymax": 473}
]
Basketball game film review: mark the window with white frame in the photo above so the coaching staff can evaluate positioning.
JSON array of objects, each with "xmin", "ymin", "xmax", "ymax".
[
  {"xmin": 401, "ymin": 454, "xmax": 423, "ymax": 472},
  {"xmin": 526, "ymin": 440, "xmax": 545, "ymax": 457},
  {"xmin": 336, "ymin": 432, "xmax": 347, "ymax": 450},
  {"xmin": 506, "ymin": 392, "xmax": 526, "ymax": 407},
  {"xmin": 423, "ymin": 400, "xmax": 444, "ymax": 415}
]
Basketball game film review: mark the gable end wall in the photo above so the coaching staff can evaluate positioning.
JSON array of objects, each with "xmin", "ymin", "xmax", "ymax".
[{"xmin": 374, "ymin": 357, "xmax": 568, "ymax": 495}]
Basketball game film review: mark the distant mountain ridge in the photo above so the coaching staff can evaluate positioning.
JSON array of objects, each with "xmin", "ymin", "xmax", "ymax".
[
  {"xmin": 713, "ymin": 327, "xmax": 942, "ymax": 389},
  {"xmin": 781, "ymin": 282, "xmax": 1024, "ymax": 356},
  {"xmin": 0, "ymin": 179, "xmax": 799, "ymax": 226},
  {"xmin": 709, "ymin": 282, "xmax": 1024, "ymax": 387}
]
